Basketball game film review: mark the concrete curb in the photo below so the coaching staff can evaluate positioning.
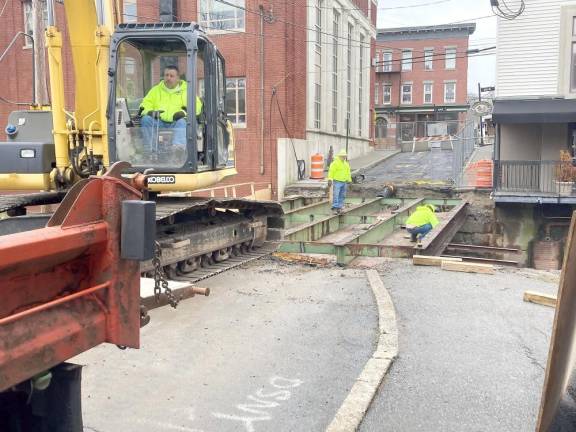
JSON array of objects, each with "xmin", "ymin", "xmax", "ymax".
[
  {"xmin": 325, "ymin": 269, "xmax": 399, "ymax": 432},
  {"xmin": 351, "ymin": 150, "xmax": 400, "ymax": 176}
]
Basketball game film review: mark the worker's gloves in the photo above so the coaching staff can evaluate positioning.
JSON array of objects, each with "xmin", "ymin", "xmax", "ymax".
[
  {"xmin": 173, "ymin": 111, "xmax": 186, "ymax": 122},
  {"xmin": 137, "ymin": 107, "xmax": 144, "ymax": 117}
]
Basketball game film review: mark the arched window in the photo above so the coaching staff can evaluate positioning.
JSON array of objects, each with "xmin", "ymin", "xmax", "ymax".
[{"xmin": 375, "ymin": 117, "xmax": 388, "ymax": 139}]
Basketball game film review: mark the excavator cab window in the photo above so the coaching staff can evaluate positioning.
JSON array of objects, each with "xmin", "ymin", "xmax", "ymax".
[{"xmin": 108, "ymin": 26, "xmax": 230, "ymax": 173}]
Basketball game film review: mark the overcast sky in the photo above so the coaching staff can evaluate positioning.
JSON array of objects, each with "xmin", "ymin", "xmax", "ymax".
[{"xmin": 377, "ymin": 0, "xmax": 497, "ymax": 94}]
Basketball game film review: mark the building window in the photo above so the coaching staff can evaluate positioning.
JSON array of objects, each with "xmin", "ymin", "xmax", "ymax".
[
  {"xmin": 226, "ymin": 78, "xmax": 246, "ymax": 125},
  {"xmin": 445, "ymin": 47, "xmax": 457, "ymax": 69},
  {"xmin": 374, "ymin": 83, "xmax": 379, "ymax": 105},
  {"xmin": 123, "ymin": 0, "xmax": 137, "ymax": 23},
  {"xmin": 401, "ymin": 83, "xmax": 412, "ymax": 104},
  {"xmin": 23, "ymin": 0, "xmax": 48, "ymax": 48},
  {"xmin": 402, "ymin": 50, "xmax": 412, "ymax": 71},
  {"xmin": 375, "ymin": 51, "xmax": 380, "ymax": 73},
  {"xmin": 332, "ymin": 9, "xmax": 339, "ymax": 132},
  {"xmin": 314, "ymin": 0, "xmax": 322, "ymax": 129},
  {"xmin": 200, "ymin": 0, "xmax": 245, "ymax": 32},
  {"xmin": 444, "ymin": 81, "xmax": 456, "ymax": 103},
  {"xmin": 358, "ymin": 33, "xmax": 365, "ymax": 136},
  {"xmin": 424, "ymin": 82, "xmax": 433, "ymax": 104},
  {"xmin": 383, "ymin": 84, "xmax": 392, "ymax": 104},
  {"xmin": 382, "ymin": 51, "xmax": 392, "ymax": 72},
  {"xmin": 347, "ymin": 23, "xmax": 353, "ymax": 130},
  {"xmin": 424, "ymin": 49, "xmax": 434, "ymax": 70}
]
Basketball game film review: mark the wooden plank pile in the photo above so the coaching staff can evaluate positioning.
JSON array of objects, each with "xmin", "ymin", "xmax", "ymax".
[{"xmin": 412, "ymin": 255, "xmax": 495, "ymax": 274}]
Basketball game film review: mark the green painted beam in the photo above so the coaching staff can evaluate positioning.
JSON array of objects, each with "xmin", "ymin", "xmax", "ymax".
[
  {"xmin": 277, "ymin": 241, "xmax": 336, "ymax": 255},
  {"xmin": 284, "ymin": 197, "xmax": 413, "ymax": 238},
  {"xmin": 284, "ymin": 198, "xmax": 384, "ymax": 241},
  {"xmin": 335, "ymin": 198, "xmax": 424, "ymax": 265}
]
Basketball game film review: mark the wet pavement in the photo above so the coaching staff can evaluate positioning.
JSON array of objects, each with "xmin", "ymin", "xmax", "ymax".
[{"xmin": 362, "ymin": 149, "xmax": 454, "ymax": 186}]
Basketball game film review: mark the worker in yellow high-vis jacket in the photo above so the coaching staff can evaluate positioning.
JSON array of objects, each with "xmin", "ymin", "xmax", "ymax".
[
  {"xmin": 139, "ymin": 64, "xmax": 203, "ymax": 149},
  {"xmin": 327, "ymin": 149, "xmax": 352, "ymax": 214},
  {"xmin": 405, "ymin": 204, "xmax": 439, "ymax": 242}
]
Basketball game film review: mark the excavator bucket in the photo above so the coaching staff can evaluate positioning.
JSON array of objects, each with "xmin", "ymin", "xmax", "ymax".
[{"xmin": 0, "ymin": 168, "xmax": 147, "ymax": 392}]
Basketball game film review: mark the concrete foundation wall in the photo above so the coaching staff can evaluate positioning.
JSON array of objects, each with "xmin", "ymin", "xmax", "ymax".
[{"xmin": 277, "ymin": 134, "xmax": 372, "ymax": 199}]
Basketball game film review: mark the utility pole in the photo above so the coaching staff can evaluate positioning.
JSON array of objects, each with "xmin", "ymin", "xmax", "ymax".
[
  {"xmin": 32, "ymin": 0, "xmax": 49, "ymax": 106},
  {"xmin": 478, "ymin": 82, "xmax": 484, "ymax": 146}
]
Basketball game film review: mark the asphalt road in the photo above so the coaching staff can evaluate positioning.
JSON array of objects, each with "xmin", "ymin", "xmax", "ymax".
[
  {"xmin": 362, "ymin": 150, "xmax": 454, "ymax": 186},
  {"xmin": 75, "ymin": 261, "xmax": 378, "ymax": 432},
  {"xmin": 359, "ymin": 260, "xmax": 556, "ymax": 432}
]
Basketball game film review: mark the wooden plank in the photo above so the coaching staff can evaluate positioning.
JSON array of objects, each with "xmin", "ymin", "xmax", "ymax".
[
  {"xmin": 537, "ymin": 211, "xmax": 576, "ymax": 432},
  {"xmin": 523, "ymin": 291, "xmax": 557, "ymax": 308},
  {"xmin": 412, "ymin": 255, "xmax": 462, "ymax": 267},
  {"xmin": 440, "ymin": 260, "xmax": 495, "ymax": 274}
]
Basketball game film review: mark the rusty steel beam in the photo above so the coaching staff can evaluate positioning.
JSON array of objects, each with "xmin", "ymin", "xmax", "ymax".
[
  {"xmin": 0, "ymin": 164, "xmax": 144, "ymax": 392},
  {"xmin": 416, "ymin": 202, "xmax": 469, "ymax": 257}
]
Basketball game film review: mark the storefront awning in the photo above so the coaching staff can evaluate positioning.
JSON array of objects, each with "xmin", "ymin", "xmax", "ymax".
[{"xmin": 493, "ymin": 98, "xmax": 576, "ymax": 124}]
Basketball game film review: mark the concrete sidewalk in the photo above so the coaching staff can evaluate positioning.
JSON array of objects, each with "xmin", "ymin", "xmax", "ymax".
[
  {"xmin": 284, "ymin": 149, "xmax": 399, "ymax": 197},
  {"xmin": 349, "ymin": 149, "xmax": 400, "ymax": 172}
]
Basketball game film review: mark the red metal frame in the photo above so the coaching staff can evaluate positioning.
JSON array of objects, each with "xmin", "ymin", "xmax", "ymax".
[{"xmin": 0, "ymin": 166, "xmax": 143, "ymax": 392}]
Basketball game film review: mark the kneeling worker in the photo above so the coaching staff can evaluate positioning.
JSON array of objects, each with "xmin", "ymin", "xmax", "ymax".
[
  {"xmin": 405, "ymin": 204, "xmax": 439, "ymax": 242},
  {"xmin": 327, "ymin": 149, "xmax": 352, "ymax": 214}
]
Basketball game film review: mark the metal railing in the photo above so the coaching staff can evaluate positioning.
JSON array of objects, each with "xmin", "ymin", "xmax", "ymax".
[
  {"xmin": 494, "ymin": 160, "xmax": 576, "ymax": 196},
  {"xmin": 451, "ymin": 118, "xmax": 479, "ymax": 187}
]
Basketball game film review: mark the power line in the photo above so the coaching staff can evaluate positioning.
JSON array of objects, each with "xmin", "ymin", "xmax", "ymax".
[
  {"xmin": 374, "ymin": 46, "xmax": 496, "ymax": 66},
  {"xmin": 491, "ymin": 0, "xmax": 525, "ymax": 20},
  {"xmin": 279, "ymin": 0, "xmax": 451, "ymax": 12}
]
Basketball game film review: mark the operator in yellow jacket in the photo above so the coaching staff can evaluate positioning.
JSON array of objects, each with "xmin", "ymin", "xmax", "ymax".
[
  {"xmin": 405, "ymin": 204, "xmax": 439, "ymax": 242},
  {"xmin": 139, "ymin": 64, "xmax": 203, "ymax": 149},
  {"xmin": 327, "ymin": 149, "xmax": 352, "ymax": 214}
]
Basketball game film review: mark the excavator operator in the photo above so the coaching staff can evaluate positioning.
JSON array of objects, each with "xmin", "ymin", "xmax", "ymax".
[{"xmin": 138, "ymin": 65, "xmax": 203, "ymax": 151}]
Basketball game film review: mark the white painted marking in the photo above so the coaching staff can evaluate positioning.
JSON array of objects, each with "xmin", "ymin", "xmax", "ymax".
[{"xmin": 212, "ymin": 375, "xmax": 304, "ymax": 432}]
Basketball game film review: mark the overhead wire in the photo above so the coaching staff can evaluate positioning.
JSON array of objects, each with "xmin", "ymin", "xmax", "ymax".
[{"xmin": 491, "ymin": 0, "xmax": 525, "ymax": 20}]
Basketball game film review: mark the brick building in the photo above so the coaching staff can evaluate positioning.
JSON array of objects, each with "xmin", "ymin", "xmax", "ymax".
[
  {"xmin": 373, "ymin": 23, "xmax": 475, "ymax": 148},
  {"xmin": 0, "ymin": 0, "xmax": 376, "ymax": 199}
]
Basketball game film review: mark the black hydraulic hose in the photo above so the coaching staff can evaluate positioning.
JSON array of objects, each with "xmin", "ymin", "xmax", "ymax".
[{"xmin": 0, "ymin": 32, "xmax": 36, "ymax": 105}]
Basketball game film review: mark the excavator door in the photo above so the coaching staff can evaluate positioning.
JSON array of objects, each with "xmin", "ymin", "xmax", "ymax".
[{"xmin": 108, "ymin": 23, "xmax": 231, "ymax": 173}]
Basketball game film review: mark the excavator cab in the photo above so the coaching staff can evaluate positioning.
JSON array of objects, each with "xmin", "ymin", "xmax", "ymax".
[{"xmin": 108, "ymin": 23, "xmax": 231, "ymax": 174}]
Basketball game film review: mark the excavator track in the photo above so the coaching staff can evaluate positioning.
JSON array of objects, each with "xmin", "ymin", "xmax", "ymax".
[
  {"xmin": 0, "ymin": 193, "xmax": 284, "ymax": 280},
  {"xmin": 166, "ymin": 241, "xmax": 278, "ymax": 284}
]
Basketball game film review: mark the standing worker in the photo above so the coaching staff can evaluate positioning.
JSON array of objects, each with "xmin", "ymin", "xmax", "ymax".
[
  {"xmin": 405, "ymin": 204, "xmax": 439, "ymax": 242},
  {"xmin": 327, "ymin": 149, "xmax": 352, "ymax": 214}
]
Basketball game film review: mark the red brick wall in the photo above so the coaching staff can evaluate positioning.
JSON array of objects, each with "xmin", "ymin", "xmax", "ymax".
[
  {"xmin": 375, "ymin": 35, "xmax": 470, "ymax": 107},
  {"xmin": 1, "ymin": 0, "xmax": 369, "ymax": 199},
  {"xmin": 0, "ymin": 3, "xmax": 75, "ymax": 128}
]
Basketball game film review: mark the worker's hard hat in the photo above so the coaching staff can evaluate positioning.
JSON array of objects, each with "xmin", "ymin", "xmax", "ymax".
[{"xmin": 337, "ymin": 149, "xmax": 348, "ymax": 157}]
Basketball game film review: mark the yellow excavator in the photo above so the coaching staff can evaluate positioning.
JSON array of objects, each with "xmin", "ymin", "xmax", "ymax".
[
  {"xmin": 0, "ymin": 0, "xmax": 282, "ymax": 272},
  {"xmin": 0, "ymin": 0, "xmax": 281, "ymax": 430}
]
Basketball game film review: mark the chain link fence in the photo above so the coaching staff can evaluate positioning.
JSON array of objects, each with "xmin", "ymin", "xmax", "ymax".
[{"xmin": 451, "ymin": 116, "xmax": 481, "ymax": 188}]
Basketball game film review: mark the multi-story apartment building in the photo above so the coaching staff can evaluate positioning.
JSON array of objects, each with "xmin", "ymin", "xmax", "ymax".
[
  {"xmin": 0, "ymin": 0, "xmax": 376, "ymax": 199},
  {"xmin": 492, "ymin": 0, "xmax": 576, "ymax": 269},
  {"xmin": 373, "ymin": 23, "xmax": 475, "ymax": 148}
]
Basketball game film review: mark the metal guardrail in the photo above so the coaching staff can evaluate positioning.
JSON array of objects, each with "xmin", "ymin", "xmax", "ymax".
[{"xmin": 494, "ymin": 160, "xmax": 576, "ymax": 196}]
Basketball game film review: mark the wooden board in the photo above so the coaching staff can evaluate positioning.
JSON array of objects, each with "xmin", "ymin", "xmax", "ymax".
[
  {"xmin": 537, "ymin": 212, "xmax": 576, "ymax": 431},
  {"xmin": 440, "ymin": 260, "xmax": 495, "ymax": 274},
  {"xmin": 523, "ymin": 291, "xmax": 557, "ymax": 308},
  {"xmin": 412, "ymin": 255, "xmax": 462, "ymax": 267},
  {"xmin": 272, "ymin": 252, "xmax": 330, "ymax": 266}
]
